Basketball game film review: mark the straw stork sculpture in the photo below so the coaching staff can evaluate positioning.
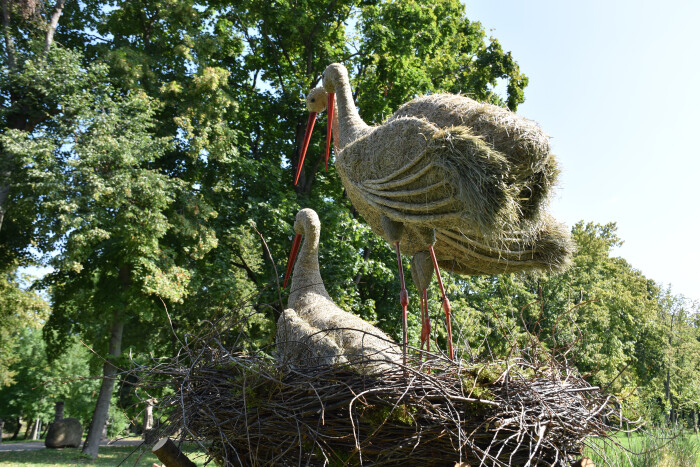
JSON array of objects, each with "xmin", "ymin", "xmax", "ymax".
[
  {"xmin": 295, "ymin": 63, "xmax": 572, "ymax": 364},
  {"xmin": 277, "ymin": 208, "xmax": 402, "ymax": 373}
]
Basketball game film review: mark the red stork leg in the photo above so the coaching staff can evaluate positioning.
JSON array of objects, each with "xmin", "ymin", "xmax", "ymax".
[
  {"xmin": 422, "ymin": 288, "xmax": 430, "ymax": 354},
  {"xmin": 283, "ymin": 234, "xmax": 303, "ymax": 288},
  {"xmin": 419, "ymin": 288, "xmax": 431, "ymax": 363},
  {"xmin": 324, "ymin": 93, "xmax": 335, "ymax": 170},
  {"xmin": 294, "ymin": 112, "xmax": 317, "ymax": 186},
  {"xmin": 428, "ymin": 245, "xmax": 453, "ymax": 360},
  {"xmin": 394, "ymin": 241, "xmax": 409, "ymax": 368}
]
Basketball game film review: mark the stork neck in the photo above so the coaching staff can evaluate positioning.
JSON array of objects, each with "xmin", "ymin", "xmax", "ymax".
[
  {"xmin": 330, "ymin": 75, "xmax": 370, "ymax": 149},
  {"xmin": 288, "ymin": 226, "xmax": 330, "ymax": 309}
]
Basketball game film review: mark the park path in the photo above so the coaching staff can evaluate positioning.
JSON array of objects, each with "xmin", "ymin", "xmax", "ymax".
[{"xmin": 0, "ymin": 439, "xmax": 143, "ymax": 452}]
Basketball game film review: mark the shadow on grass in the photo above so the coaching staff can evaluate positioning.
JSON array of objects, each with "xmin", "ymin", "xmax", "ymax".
[{"xmin": 0, "ymin": 445, "xmax": 207, "ymax": 466}]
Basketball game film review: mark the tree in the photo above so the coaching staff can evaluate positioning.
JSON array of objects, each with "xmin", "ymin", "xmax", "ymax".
[
  {"xmin": 0, "ymin": 0, "xmax": 70, "ymax": 265},
  {"xmin": 30, "ymin": 65, "xmax": 217, "ymax": 457},
  {"xmin": 0, "ymin": 270, "xmax": 48, "ymax": 387},
  {"xmin": 0, "ymin": 326, "xmax": 102, "ymax": 438},
  {"xmin": 654, "ymin": 291, "xmax": 700, "ymax": 426}
]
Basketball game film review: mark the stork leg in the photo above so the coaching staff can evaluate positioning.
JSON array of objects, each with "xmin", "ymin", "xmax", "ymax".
[
  {"xmin": 411, "ymin": 251, "xmax": 433, "ymax": 363},
  {"xmin": 419, "ymin": 288, "xmax": 431, "ymax": 368},
  {"xmin": 393, "ymin": 241, "xmax": 409, "ymax": 368},
  {"xmin": 428, "ymin": 245, "xmax": 453, "ymax": 360},
  {"xmin": 381, "ymin": 216, "xmax": 409, "ymax": 367}
]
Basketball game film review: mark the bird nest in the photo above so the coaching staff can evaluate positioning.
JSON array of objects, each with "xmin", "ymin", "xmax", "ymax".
[{"xmin": 143, "ymin": 326, "xmax": 628, "ymax": 466}]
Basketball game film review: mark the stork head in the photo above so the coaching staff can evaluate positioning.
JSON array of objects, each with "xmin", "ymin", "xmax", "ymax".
[
  {"xmin": 294, "ymin": 84, "xmax": 336, "ymax": 185},
  {"xmin": 306, "ymin": 86, "xmax": 328, "ymax": 113},
  {"xmin": 283, "ymin": 209, "xmax": 321, "ymax": 288}
]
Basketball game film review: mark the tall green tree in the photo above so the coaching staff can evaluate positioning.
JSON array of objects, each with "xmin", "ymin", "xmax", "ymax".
[
  {"xmin": 34, "ymin": 65, "xmax": 216, "ymax": 457},
  {"xmin": 0, "ymin": 327, "xmax": 102, "ymax": 437}
]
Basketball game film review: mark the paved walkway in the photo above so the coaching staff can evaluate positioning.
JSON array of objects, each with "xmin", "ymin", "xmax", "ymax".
[{"xmin": 0, "ymin": 439, "xmax": 143, "ymax": 452}]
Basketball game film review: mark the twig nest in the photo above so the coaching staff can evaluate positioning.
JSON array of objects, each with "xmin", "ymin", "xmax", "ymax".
[{"xmin": 154, "ymin": 348, "xmax": 628, "ymax": 466}]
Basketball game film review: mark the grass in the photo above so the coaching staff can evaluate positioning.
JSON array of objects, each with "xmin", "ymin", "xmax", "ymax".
[
  {"xmin": 2, "ymin": 431, "xmax": 698, "ymax": 466},
  {"xmin": 584, "ymin": 430, "xmax": 700, "ymax": 466},
  {"xmin": 0, "ymin": 444, "xmax": 208, "ymax": 467}
]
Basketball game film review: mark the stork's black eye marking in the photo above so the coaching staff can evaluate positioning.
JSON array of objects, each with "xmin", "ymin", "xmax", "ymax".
[{"xmin": 311, "ymin": 98, "xmax": 315, "ymax": 102}]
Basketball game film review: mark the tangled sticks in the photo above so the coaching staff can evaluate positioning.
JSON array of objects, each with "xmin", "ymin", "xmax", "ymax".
[{"xmin": 147, "ymin": 330, "xmax": 624, "ymax": 466}]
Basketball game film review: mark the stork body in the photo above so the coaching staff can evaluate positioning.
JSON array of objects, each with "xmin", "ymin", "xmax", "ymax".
[{"xmin": 276, "ymin": 208, "xmax": 402, "ymax": 373}]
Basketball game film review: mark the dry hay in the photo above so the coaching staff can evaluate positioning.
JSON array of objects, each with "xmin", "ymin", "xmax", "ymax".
[
  {"xmin": 141, "ymin": 314, "xmax": 629, "ymax": 466},
  {"xmin": 390, "ymin": 93, "xmax": 552, "ymax": 180},
  {"xmin": 333, "ymin": 105, "xmax": 569, "ymax": 277},
  {"xmin": 432, "ymin": 213, "xmax": 574, "ymax": 276}
]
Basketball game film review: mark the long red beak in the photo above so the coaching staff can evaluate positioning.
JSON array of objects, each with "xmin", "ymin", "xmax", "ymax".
[
  {"xmin": 294, "ymin": 113, "xmax": 317, "ymax": 186},
  {"xmin": 324, "ymin": 93, "xmax": 335, "ymax": 170},
  {"xmin": 283, "ymin": 233, "xmax": 302, "ymax": 288}
]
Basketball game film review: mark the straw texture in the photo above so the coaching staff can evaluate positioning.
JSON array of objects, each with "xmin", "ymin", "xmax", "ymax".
[
  {"xmin": 314, "ymin": 63, "xmax": 572, "ymax": 276},
  {"xmin": 277, "ymin": 209, "xmax": 401, "ymax": 374}
]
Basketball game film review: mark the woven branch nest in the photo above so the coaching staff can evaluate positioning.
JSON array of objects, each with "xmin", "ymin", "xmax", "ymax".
[{"xmin": 149, "ymin": 341, "xmax": 624, "ymax": 466}]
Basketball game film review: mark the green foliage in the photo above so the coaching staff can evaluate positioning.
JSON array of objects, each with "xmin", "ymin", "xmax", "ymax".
[
  {"xmin": 0, "ymin": 327, "xmax": 101, "ymax": 427},
  {"xmin": 0, "ymin": 271, "xmax": 48, "ymax": 387}
]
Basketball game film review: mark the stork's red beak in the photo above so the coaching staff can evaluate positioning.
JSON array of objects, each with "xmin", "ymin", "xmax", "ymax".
[
  {"xmin": 294, "ymin": 113, "xmax": 317, "ymax": 186},
  {"xmin": 324, "ymin": 93, "xmax": 335, "ymax": 170},
  {"xmin": 283, "ymin": 233, "xmax": 302, "ymax": 288}
]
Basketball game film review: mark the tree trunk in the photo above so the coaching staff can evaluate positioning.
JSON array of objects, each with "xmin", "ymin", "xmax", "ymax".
[
  {"xmin": 144, "ymin": 399, "xmax": 154, "ymax": 431},
  {"xmin": 43, "ymin": 0, "xmax": 66, "ymax": 56},
  {"xmin": 23, "ymin": 418, "xmax": 31, "ymax": 439},
  {"xmin": 30, "ymin": 418, "xmax": 41, "ymax": 440},
  {"xmin": 0, "ymin": 419, "xmax": 4, "ymax": 443},
  {"xmin": 1, "ymin": 0, "xmax": 17, "ymax": 71},
  {"xmin": 54, "ymin": 401, "xmax": 65, "ymax": 422},
  {"xmin": 11, "ymin": 417, "xmax": 20, "ymax": 440},
  {"xmin": 82, "ymin": 318, "xmax": 125, "ymax": 459},
  {"xmin": 0, "ymin": 183, "xmax": 9, "ymax": 233}
]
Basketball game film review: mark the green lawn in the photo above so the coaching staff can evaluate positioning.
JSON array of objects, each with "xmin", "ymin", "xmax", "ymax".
[
  {"xmin": 584, "ymin": 431, "xmax": 700, "ymax": 466},
  {"xmin": 0, "ymin": 445, "xmax": 207, "ymax": 467}
]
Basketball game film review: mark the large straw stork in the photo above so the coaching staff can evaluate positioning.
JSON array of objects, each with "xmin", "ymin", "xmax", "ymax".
[{"xmin": 294, "ymin": 63, "xmax": 572, "ymax": 364}]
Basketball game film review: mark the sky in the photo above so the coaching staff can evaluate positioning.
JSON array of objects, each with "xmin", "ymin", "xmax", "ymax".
[{"xmin": 466, "ymin": 0, "xmax": 700, "ymax": 302}]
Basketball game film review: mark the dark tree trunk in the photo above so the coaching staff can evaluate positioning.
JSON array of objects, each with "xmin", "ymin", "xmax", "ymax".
[
  {"xmin": 53, "ymin": 401, "xmax": 65, "ymax": 422},
  {"xmin": 23, "ymin": 418, "xmax": 31, "ymax": 439},
  {"xmin": 81, "ymin": 318, "xmax": 125, "ymax": 459},
  {"xmin": 0, "ymin": 184, "xmax": 9, "ymax": 232},
  {"xmin": 11, "ymin": 417, "xmax": 20, "ymax": 440}
]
